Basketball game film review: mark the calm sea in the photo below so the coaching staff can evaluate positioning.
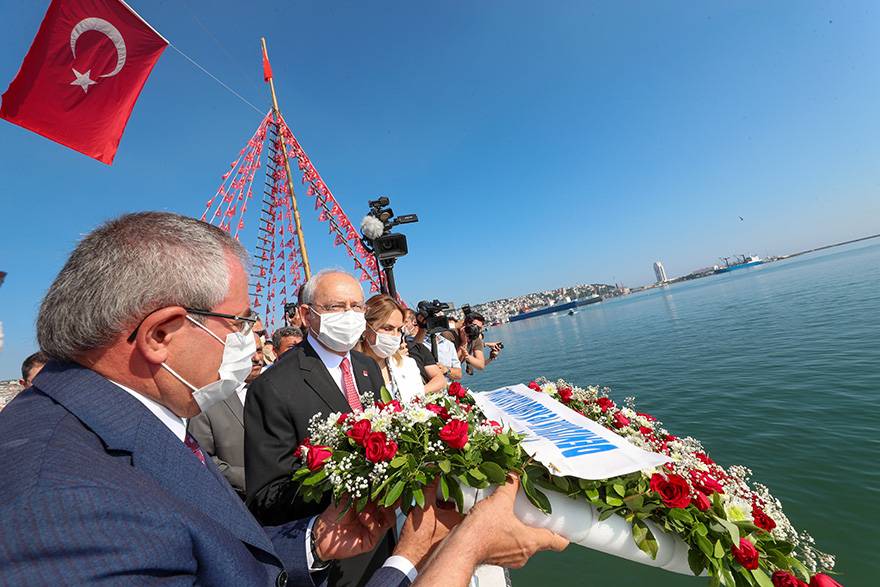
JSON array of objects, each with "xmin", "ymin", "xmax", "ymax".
[{"xmin": 468, "ymin": 241, "xmax": 880, "ymax": 586}]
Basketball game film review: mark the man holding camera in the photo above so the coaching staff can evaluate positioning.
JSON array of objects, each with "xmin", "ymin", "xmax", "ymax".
[{"xmin": 414, "ymin": 301, "xmax": 462, "ymax": 382}]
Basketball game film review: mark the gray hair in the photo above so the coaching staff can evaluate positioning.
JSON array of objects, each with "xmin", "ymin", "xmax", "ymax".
[
  {"xmin": 299, "ymin": 268, "xmax": 360, "ymax": 305},
  {"xmin": 37, "ymin": 211, "xmax": 249, "ymax": 361}
]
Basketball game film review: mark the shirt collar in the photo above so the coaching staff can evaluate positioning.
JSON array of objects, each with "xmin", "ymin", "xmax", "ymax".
[
  {"xmin": 307, "ymin": 334, "xmax": 351, "ymax": 369},
  {"xmin": 110, "ymin": 380, "xmax": 187, "ymax": 442}
]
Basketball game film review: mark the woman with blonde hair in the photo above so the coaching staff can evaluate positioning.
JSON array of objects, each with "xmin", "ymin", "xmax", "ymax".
[{"xmin": 357, "ymin": 294, "xmax": 436, "ymax": 402}]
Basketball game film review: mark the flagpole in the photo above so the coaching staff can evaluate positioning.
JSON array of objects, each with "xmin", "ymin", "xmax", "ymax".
[{"xmin": 261, "ymin": 37, "xmax": 312, "ymax": 282}]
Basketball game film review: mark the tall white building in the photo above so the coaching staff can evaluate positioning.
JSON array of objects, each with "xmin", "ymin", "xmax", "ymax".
[{"xmin": 653, "ymin": 261, "xmax": 668, "ymax": 283}]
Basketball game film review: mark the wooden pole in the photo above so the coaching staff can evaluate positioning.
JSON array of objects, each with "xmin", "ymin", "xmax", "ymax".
[{"xmin": 261, "ymin": 37, "xmax": 312, "ymax": 282}]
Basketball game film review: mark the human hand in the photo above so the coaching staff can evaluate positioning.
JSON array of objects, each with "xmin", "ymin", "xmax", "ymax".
[
  {"xmin": 458, "ymin": 475, "xmax": 568, "ymax": 568},
  {"xmin": 394, "ymin": 483, "xmax": 464, "ymax": 570},
  {"xmin": 314, "ymin": 498, "xmax": 397, "ymax": 561}
]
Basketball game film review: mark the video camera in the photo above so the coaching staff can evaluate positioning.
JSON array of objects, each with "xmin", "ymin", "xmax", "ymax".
[
  {"xmin": 364, "ymin": 196, "xmax": 419, "ymax": 262},
  {"xmin": 417, "ymin": 299, "xmax": 451, "ymax": 334},
  {"xmin": 460, "ymin": 304, "xmax": 482, "ymax": 340}
]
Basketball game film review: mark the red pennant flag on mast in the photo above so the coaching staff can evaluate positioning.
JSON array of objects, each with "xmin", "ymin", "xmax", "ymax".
[
  {"xmin": 0, "ymin": 0, "xmax": 167, "ymax": 164},
  {"xmin": 262, "ymin": 46, "xmax": 273, "ymax": 82}
]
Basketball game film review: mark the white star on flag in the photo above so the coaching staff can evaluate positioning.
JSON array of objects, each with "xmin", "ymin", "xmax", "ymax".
[{"xmin": 70, "ymin": 68, "xmax": 96, "ymax": 93}]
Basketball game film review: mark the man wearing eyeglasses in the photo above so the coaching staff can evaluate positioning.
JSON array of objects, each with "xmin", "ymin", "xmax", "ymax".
[
  {"xmin": 245, "ymin": 268, "xmax": 392, "ymax": 586},
  {"xmin": 0, "ymin": 213, "xmax": 429, "ymax": 587}
]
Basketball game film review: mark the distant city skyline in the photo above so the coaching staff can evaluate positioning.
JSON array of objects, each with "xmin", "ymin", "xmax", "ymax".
[{"xmin": 1, "ymin": 1, "xmax": 879, "ymax": 377}]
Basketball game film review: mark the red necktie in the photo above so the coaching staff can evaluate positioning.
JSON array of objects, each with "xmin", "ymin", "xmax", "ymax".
[
  {"xmin": 339, "ymin": 357, "xmax": 363, "ymax": 411},
  {"xmin": 185, "ymin": 433, "xmax": 206, "ymax": 465}
]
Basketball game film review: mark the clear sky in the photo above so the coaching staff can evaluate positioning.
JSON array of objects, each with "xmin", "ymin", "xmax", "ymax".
[{"xmin": 1, "ymin": 0, "xmax": 878, "ymax": 378}]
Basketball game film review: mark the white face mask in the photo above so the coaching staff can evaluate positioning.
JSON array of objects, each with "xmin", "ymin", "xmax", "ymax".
[
  {"xmin": 310, "ymin": 308, "xmax": 366, "ymax": 353},
  {"xmin": 369, "ymin": 327, "xmax": 401, "ymax": 359},
  {"xmin": 161, "ymin": 316, "xmax": 257, "ymax": 412}
]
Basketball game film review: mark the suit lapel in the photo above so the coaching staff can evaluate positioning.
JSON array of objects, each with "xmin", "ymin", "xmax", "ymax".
[
  {"xmin": 351, "ymin": 351, "xmax": 378, "ymax": 403},
  {"xmin": 300, "ymin": 340, "xmax": 351, "ymax": 413},
  {"xmin": 36, "ymin": 362, "xmax": 275, "ymax": 555},
  {"xmin": 223, "ymin": 393, "xmax": 244, "ymax": 427}
]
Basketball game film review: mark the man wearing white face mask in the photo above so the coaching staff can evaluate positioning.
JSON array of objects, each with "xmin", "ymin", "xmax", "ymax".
[
  {"xmin": 0, "ymin": 213, "xmax": 451, "ymax": 587},
  {"xmin": 245, "ymin": 269, "xmax": 392, "ymax": 586}
]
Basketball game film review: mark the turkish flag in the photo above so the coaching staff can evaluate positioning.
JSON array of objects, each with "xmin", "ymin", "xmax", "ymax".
[{"xmin": 0, "ymin": 0, "xmax": 167, "ymax": 164}]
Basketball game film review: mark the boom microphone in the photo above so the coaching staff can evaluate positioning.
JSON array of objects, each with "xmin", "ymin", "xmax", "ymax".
[{"xmin": 361, "ymin": 215, "xmax": 385, "ymax": 240}]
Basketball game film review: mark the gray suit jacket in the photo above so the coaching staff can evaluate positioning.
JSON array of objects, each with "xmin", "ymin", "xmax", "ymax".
[{"xmin": 188, "ymin": 391, "xmax": 246, "ymax": 495}]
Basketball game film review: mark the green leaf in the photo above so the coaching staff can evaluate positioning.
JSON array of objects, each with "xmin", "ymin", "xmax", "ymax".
[
  {"xmin": 669, "ymin": 508, "xmax": 694, "ymax": 524},
  {"xmin": 380, "ymin": 385, "xmax": 393, "ymax": 403},
  {"xmin": 384, "ymin": 480, "xmax": 406, "ymax": 507},
  {"xmin": 751, "ymin": 568, "xmax": 774, "ymax": 587},
  {"xmin": 448, "ymin": 476, "xmax": 464, "ymax": 512},
  {"xmin": 439, "ymin": 475, "xmax": 450, "ymax": 501},
  {"xmin": 598, "ymin": 508, "xmax": 617, "ymax": 521},
  {"xmin": 390, "ymin": 456, "xmax": 408, "ymax": 469},
  {"xmin": 585, "ymin": 488, "xmax": 600, "ymax": 502},
  {"xmin": 715, "ymin": 516, "xmax": 741, "ymax": 545},
  {"xmin": 688, "ymin": 548, "xmax": 707, "ymax": 576},
  {"xmin": 302, "ymin": 469, "xmax": 327, "ymax": 486},
  {"xmin": 613, "ymin": 483, "xmax": 626, "ymax": 497},
  {"xmin": 713, "ymin": 539, "xmax": 725, "ymax": 559},
  {"xmin": 632, "ymin": 519, "xmax": 659, "ymax": 559},
  {"xmin": 468, "ymin": 467, "xmax": 487, "ymax": 481},
  {"xmin": 624, "ymin": 494, "xmax": 645, "ymax": 512},
  {"xmin": 413, "ymin": 487, "xmax": 425, "ymax": 508},
  {"xmin": 696, "ymin": 534, "xmax": 714, "ymax": 558},
  {"xmin": 479, "ymin": 462, "xmax": 508, "ymax": 484},
  {"xmin": 438, "ymin": 459, "xmax": 451, "ymax": 474},
  {"xmin": 356, "ymin": 494, "xmax": 369, "ymax": 512},
  {"xmin": 522, "ymin": 479, "xmax": 551, "ymax": 514},
  {"xmin": 605, "ymin": 495, "xmax": 623, "ymax": 507}
]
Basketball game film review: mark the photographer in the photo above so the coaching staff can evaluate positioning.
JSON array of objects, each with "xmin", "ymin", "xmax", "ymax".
[{"xmin": 458, "ymin": 310, "xmax": 502, "ymax": 375}]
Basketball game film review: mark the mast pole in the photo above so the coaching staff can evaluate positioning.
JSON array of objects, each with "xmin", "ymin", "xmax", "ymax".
[{"xmin": 261, "ymin": 37, "xmax": 312, "ymax": 282}]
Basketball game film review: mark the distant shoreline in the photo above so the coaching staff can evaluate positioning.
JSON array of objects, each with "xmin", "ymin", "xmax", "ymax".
[{"xmin": 782, "ymin": 232, "xmax": 880, "ymax": 259}]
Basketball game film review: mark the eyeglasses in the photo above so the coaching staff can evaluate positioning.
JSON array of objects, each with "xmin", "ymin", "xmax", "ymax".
[
  {"xmin": 184, "ymin": 307, "xmax": 257, "ymax": 334},
  {"xmin": 310, "ymin": 302, "xmax": 366, "ymax": 314},
  {"xmin": 126, "ymin": 306, "xmax": 257, "ymax": 342}
]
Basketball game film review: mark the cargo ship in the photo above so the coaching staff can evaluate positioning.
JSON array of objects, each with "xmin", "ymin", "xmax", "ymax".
[
  {"xmin": 714, "ymin": 255, "xmax": 765, "ymax": 274},
  {"xmin": 508, "ymin": 295, "xmax": 601, "ymax": 323}
]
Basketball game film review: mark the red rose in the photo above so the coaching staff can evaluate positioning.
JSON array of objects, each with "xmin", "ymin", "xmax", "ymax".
[
  {"xmin": 649, "ymin": 473, "xmax": 691, "ymax": 509},
  {"xmin": 612, "ymin": 412, "xmax": 630, "ymax": 428},
  {"xmin": 293, "ymin": 437, "xmax": 311, "ymax": 459},
  {"xmin": 597, "ymin": 397, "xmax": 614, "ymax": 413},
  {"xmin": 306, "ymin": 445, "xmax": 332, "ymax": 471},
  {"xmin": 692, "ymin": 491, "xmax": 711, "ymax": 511},
  {"xmin": 383, "ymin": 439, "xmax": 398, "ymax": 461},
  {"xmin": 772, "ymin": 571, "xmax": 809, "ymax": 587},
  {"xmin": 690, "ymin": 471, "xmax": 725, "ymax": 495},
  {"xmin": 425, "ymin": 403, "xmax": 450, "ymax": 421},
  {"xmin": 731, "ymin": 537, "xmax": 760, "ymax": 570},
  {"xmin": 752, "ymin": 505, "xmax": 777, "ymax": 532},
  {"xmin": 487, "ymin": 420, "xmax": 503, "ymax": 434},
  {"xmin": 558, "ymin": 386, "xmax": 573, "ymax": 403},
  {"xmin": 695, "ymin": 452, "xmax": 715, "ymax": 466},
  {"xmin": 809, "ymin": 574, "xmax": 843, "ymax": 587},
  {"xmin": 448, "ymin": 381, "xmax": 467, "ymax": 399},
  {"xmin": 637, "ymin": 411, "xmax": 657, "ymax": 421},
  {"xmin": 347, "ymin": 419, "xmax": 372, "ymax": 445},
  {"xmin": 639, "ymin": 426, "xmax": 653, "ymax": 435},
  {"xmin": 336, "ymin": 413, "xmax": 350, "ymax": 426},
  {"xmin": 365, "ymin": 431, "xmax": 391, "ymax": 463},
  {"xmin": 439, "ymin": 420, "xmax": 469, "ymax": 449},
  {"xmin": 527, "ymin": 381, "xmax": 541, "ymax": 392},
  {"xmin": 377, "ymin": 400, "xmax": 403, "ymax": 413},
  {"xmin": 665, "ymin": 433, "xmax": 678, "ymax": 441}
]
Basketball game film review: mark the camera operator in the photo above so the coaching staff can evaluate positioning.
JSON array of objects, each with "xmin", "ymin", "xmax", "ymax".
[
  {"xmin": 402, "ymin": 309, "xmax": 447, "ymax": 393},
  {"xmin": 414, "ymin": 301, "xmax": 462, "ymax": 382}
]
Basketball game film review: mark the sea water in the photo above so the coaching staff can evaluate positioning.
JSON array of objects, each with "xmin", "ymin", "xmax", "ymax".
[{"xmin": 468, "ymin": 241, "xmax": 880, "ymax": 586}]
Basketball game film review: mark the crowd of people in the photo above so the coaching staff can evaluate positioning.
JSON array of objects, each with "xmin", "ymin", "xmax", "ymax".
[{"xmin": 0, "ymin": 211, "xmax": 567, "ymax": 587}]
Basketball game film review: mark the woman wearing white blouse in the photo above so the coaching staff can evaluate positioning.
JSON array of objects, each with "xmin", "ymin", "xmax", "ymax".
[{"xmin": 357, "ymin": 294, "xmax": 429, "ymax": 402}]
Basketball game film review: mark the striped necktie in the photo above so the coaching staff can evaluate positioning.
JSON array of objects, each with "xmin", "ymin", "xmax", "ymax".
[{"xmin": 339, "ymin": 356, "xmax": 363, "ymax": 411}]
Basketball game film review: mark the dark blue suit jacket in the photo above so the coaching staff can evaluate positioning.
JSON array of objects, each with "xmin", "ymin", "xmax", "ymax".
[{"xmin": 0, "ymin": 362, "xmax": 408, "ymax": 587}]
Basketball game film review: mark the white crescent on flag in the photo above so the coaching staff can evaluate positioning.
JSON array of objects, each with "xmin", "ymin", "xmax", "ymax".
[{"xmin": 69, "ymin": 17, "xmax": 127, "ymax": 92}]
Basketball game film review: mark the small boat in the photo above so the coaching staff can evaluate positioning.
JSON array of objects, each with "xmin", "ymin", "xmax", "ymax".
[{"xmin": 568, "ymin": 309, "xmax": 577, "ymax": 316}]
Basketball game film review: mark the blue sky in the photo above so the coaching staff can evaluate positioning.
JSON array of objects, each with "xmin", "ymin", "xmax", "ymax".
[{"xmin": 1, "ymin": 0, "xmax": 879, "ymax": 378}]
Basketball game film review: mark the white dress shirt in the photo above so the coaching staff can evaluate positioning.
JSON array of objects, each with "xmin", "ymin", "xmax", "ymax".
[
  {"xmin": 423, "ymin": 335, "xmax": 461, "ymax": 371},
  {"xmin": 307, "ymin": 335, "xmax": 361, "ymax": 400},
  {"xmin": 388, "ymin": 356, "xmax": 425, "ymax": 404}
]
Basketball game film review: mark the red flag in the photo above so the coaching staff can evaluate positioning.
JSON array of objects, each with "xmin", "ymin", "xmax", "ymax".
[
  {"xmin": 262, "ymin": 46, "xmax": 272, "ymax": 82},
  {"xmin": 0, "ymin": 0, "xmax": 167, "ymax": 164}
]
